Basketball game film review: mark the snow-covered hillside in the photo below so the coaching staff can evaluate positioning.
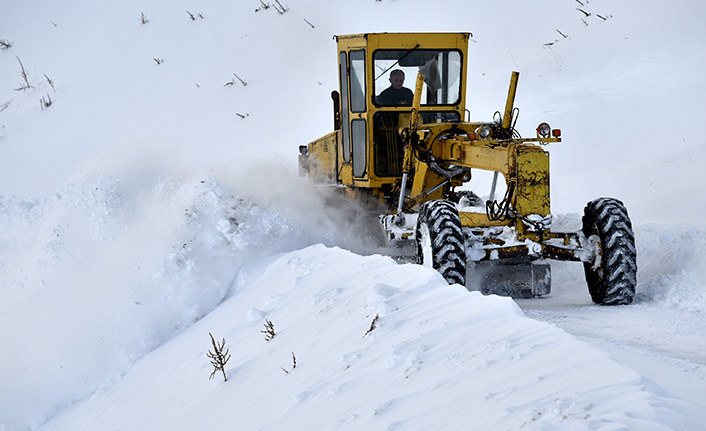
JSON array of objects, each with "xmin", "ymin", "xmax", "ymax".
[{"xmin": 1, "ymin": 0, "xmax": 705, "ymax": 430}]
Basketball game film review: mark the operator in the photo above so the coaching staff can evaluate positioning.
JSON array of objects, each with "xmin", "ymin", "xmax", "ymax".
[{"xmin": 376, "ymin": 69, "xmax": 414, "ymax": 106}]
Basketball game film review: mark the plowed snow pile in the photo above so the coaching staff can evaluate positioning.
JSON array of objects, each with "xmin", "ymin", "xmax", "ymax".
[
  {"xmin": 41, "ymin": 246, "xmax": 702, "ymax": 431},
  {"xmin": 0, "ymin": 176, "xmax": 301, "ymax": 428}
]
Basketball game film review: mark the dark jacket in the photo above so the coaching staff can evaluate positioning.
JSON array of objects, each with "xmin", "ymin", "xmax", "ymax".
[{"xmin": 376, "ymin": 86, "xmax": 414, "ymax": 106}]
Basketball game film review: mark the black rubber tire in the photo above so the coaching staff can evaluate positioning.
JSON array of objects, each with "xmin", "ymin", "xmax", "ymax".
[
  {"xmin": 416, "ymin": 200, "xmax": 467, "ymax": 285},
  {"xmin": 582, "ymin": 198, "xmax": 637, "ymax": 305}
]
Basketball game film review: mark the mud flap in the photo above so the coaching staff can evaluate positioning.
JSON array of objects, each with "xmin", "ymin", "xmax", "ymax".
[{"xmin": 466, "ymin": 257, "xmax": 551, "ymax": 298}]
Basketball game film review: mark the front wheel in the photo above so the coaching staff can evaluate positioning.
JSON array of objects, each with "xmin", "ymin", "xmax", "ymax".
[
  {"xmin": 582, "ymin": 198, "xmax": 637, "ymax": 305},
  {"xmin": 416, "ymin": 200, "xmax": 466, "ymax": 285}
]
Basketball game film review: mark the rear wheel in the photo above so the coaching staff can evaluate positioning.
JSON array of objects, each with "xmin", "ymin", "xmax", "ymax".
[
  {"xmin": 416, "ymin": 200, "xmax": 466, "ymax": 285},
  {"xmin": 582, "ymin": 198, "xmax": 637, "ymax": 305}
]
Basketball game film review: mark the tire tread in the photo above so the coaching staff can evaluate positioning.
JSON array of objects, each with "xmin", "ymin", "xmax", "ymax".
[{"xmin": 582, "ymin": 197, "xmax": 637, "ymax": 305}]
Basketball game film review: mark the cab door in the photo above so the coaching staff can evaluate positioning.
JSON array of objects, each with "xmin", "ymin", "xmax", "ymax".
[
  {"xmin": 338, "ymin": 49, "xmax": 368, "ymax": 184},
  {"xmin": 348, "ymin": 50, "xmax": 367, "ymax": 179},
  {"xmin": 337, "ymin": 51, "xmax": 353, "ymax": 185}
]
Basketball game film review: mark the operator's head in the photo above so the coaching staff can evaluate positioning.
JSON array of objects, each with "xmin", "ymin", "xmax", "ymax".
[{"xmin": 389, "ymin": 69, "xmax": 405, "ymax": 89}]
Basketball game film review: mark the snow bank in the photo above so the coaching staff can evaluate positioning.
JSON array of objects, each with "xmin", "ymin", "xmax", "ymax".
[
  {"xmin": 43, "ymin": 246, "xmax": 702, "ymax": 431},
  {"xmin": 543, "ymin": 214, "xmax": 706, "ymax": 316},
  {"xmin": 0, "ymin": 158, "xmax": 398, "ymax": 430},
  {"xmin": 0, "ymin": 172, "xmax": 306, "ymax": 430},
  {"xmin": 635, "ymin": 224, "xmax": 706, "ymax": 314},
  {"xmin": 4, "ymin": 166, "xmax": 705, "ymax": 430}
]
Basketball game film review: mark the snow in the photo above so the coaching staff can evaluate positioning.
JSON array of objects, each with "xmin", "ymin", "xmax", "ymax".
[
  {"xmin": 39, "ymin": 247, "xmax": 705, "ymax": 431},
  {"xmin": 1, "ymin": 0, "xmax": 705, "ymax": 430}
]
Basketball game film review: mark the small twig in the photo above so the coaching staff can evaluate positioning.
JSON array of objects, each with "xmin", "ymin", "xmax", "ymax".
[
  {"xmin": 224, "ymin": 73, "xmax": 247, "ymax": 87},
  {"xmin": 282, "ymin": 352, "xmax": 297, "ymax": 374},
  {"xmin": 44, "ymin": 74, "xmax": 55, "ymax": 91},
  {"xmin": 596, "ymin": 14, "xmax": 608, "ymax": 21},
  {"xmin": 303, "ymin": 18, "xmax": 315, "ymax": 29},
  {"xmin": 186, "ymin": 10, "xmax": 196, "ymax": 20},
  {"xmin": 364, "ymin": 313, "xmax": 379, "ymax": 336},
  {"xmin": 140, "ymin": 12, "xmax": 149, "ymax": 24},
  {"xmin": 272, "ymin": 0, "xmax": 288, "ymax": 14},
  {"xmin": 0, "ymin": 39, "xmax": 11, "ymax": 49},
  {"xmin": 40, "ymin": 94, "xmax": 52, "ymax": 110},
  {"xmin": 153, "ymin": 57, "xmax": 164, "ymax": 65},
  {"xmin": 556, "ymin": 29, "xmax": 568, "ymax": 39},
  {"xmin": 235, "ymin": 112, "xmax": 248, "ymax": 119},
  {"xmin": 14, "ymin": 57, "xmax": 33, "ymax": 91},
  {"xmin": 576, "ymin": 8, "xmax": 591, "ymax": 17},
  {"xmin": 233, "ymin": 73, "xmax": 247, "ymax": 86}
]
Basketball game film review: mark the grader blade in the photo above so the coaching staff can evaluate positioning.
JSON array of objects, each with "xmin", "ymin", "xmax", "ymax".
[{"xmin": 467, "ymin": 258, "xmax": 551, "ymax": 298}]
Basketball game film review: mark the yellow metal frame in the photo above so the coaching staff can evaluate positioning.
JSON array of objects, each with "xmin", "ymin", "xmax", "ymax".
[
  {"xmin": 302, "ymin": 32, "xmax": 562, "ymax": 244},
  {"xmin": 309, "ymin": 33, "xmax": 470, "ymax": 190}
]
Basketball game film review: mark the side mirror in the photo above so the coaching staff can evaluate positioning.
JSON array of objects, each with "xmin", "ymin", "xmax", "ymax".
[{"xmin": 331, "ymin": 90, "xmax": 341, "ymax": 130}]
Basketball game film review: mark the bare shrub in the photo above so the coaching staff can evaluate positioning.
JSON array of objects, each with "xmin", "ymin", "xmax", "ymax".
[
  {"xmin": 207, "ymin": 333, "xmax": 231, "ymax": 382},
  {"xmin": 261, "ymin": 319, "xmax": 275, "ymax": 341}
]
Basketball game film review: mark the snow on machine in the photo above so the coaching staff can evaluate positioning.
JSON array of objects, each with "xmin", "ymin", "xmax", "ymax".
[{"xmin": 299, "ymin": 32, "xmax": 637, "ymax": 305}]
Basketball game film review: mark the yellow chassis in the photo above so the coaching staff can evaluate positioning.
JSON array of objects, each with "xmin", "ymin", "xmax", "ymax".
[
  {"xmin": 379, "ymin": 72, "xmax": 585, "ymax": 265},
  {"xmin": 298, "ymin": 34, "xmax": 590, "ymax": 269}
]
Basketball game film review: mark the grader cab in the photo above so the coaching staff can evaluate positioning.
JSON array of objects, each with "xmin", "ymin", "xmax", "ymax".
[{"xmin": 299, "ymin": 33, "xmax": 637, "ymax": 305}]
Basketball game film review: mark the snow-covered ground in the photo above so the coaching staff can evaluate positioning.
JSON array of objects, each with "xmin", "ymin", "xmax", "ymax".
[
  {"xmin": 519, "ymin": 221, "xmax": 706, "ymax": 411},
  {"xmin": 1, "ymin": 0, "xmax": 705, "ymax": 430},
  {"xmin": 40, "ymin": 246, "xmax": 705, "ymax": 431}
]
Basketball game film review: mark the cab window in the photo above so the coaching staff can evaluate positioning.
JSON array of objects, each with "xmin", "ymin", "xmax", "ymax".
[
  {"xmin": 349, "ymin": 50, "xmax": 366, "ymax": 113},
  {"xmin": 339, "ymin": 51, "xmax": 350, "ymax": 162},
  {"xmin": 373, "ymin": 49, "xmax": 462, "ymax": 106}
]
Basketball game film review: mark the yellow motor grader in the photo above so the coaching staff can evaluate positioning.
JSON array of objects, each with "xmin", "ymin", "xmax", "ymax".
[{"xmin": 299, "ymin": 33, "xmax": 637, "ymax": 305}]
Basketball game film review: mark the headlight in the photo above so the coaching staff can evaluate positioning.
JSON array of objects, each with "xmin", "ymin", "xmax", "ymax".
[
  {"xmin": 537, "ymin": 122, "xmax": 551, "ymax": 138},
  {"xmin": 477, "ymin": 125, "xmax": 492, "ymax": 139}
]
